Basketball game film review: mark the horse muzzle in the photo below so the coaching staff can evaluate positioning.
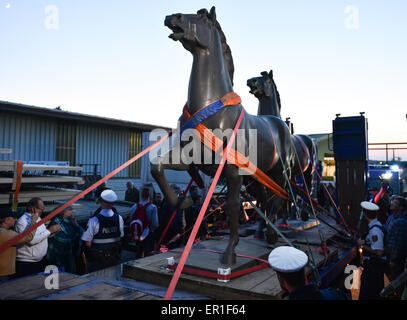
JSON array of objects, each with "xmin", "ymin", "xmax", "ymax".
[{"xmin": 165, "ymin": 14, "xmax": 185, "ymax": 41}]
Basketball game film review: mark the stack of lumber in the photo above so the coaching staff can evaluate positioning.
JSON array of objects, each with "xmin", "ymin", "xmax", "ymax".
[{"xmin": 0, "ymin": 160, "xmax": 84, "ymax": 206}]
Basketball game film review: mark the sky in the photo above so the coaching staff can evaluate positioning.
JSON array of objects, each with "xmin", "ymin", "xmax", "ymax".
[{"xmin": 0, "ymin": 0, "xmax": 406, "ymax": 160}]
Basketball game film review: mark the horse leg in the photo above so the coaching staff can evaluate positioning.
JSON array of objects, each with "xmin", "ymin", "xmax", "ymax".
[
  {"xmin": 221, "ymin": 165, "xmax": 242, "ymax": 266},
  {"xmin": 303, "ymin": 164, "xmax": 315, "ymax": 199},
  {"xmin": 150, "ymin": 147, "xmax": 193, "ymax": 210},
  {"xmin": 259, "ymin": 186, "xmax": 279, "ymax": 245}
]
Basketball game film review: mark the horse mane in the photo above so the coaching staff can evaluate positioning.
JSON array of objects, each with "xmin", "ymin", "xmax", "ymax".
[
  {"xmin": 273, "ymin": 78, "xmax": 281, "ymax": 111},
  {"xmin": 214, "ymin": 21, "xmax": 235, "ymax": 86},
  {"xmin": 196, "ymin": 8, "xmax": 234, "ymax": 85}
]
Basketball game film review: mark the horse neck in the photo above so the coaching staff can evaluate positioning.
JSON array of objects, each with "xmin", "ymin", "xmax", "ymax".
[
  {"xmin": 187, "ymin": 32, "xmax": 233, "ymax": 114},
  {"xmin": 257, "ymin": 95, "xmax": 281, "ymax": 118}
]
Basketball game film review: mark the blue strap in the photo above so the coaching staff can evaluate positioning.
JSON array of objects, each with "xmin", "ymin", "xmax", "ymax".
[{"xmin": 180, "ymin": 99, "xmax": 225, "ymax": 136}]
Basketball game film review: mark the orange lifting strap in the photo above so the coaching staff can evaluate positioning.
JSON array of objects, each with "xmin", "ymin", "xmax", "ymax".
[{"xmin": 183, "ymin": 93, "xmax": 289, "ymax": 200}]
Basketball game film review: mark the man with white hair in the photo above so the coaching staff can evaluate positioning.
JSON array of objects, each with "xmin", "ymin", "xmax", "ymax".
[
  {"xmin": 82, "ymin": 190, "xmax": 124, "ymax": 272},
  {"xmin": 125, "ymin": 181, "xmax": 139, "ymax": 203}
]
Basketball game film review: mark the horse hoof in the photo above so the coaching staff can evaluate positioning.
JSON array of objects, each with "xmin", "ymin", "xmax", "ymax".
[{"xmin": 220, "ymin": 252, "xmax": 236, "ymax": 266}]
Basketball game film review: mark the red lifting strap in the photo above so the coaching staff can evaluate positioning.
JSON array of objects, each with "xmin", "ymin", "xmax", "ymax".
[
  {"xmin": 154, "ymin": 178, "xmax": 194, "ymax": 252},
  {"xmin": 167, "ymin": 263, "xmax": 268, "ymax": 280},
  {"xmin": 164, "ymin": 108, "xmax": 244, "ymax": 300},
  {"xmin": 0, "ymin": 132, "xmax": 171, "ymax": 255}
]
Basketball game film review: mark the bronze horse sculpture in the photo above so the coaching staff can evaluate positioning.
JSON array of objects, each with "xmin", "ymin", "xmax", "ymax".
[
  {"xmin": 247, "ymin": 70, "xmax": 318, "ymax": 217},
  {"xmin": 151, "ymin": 7, "xmax": 293, "ymax": 265}
]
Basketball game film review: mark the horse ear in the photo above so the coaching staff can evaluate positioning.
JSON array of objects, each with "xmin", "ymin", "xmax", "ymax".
[
  {"xmin": 269, "ymin": 70, "xmax": 274, "ymax": 78},
  {"xmin": 260, "ymin": 71, "xmax": 268, "ymax": 78},
  {"xmin": 209, "ymin": 6, "xmax": 216, "ymax": 23},
  {"xmin": 197, "ymin": 8, "xmax": 209, "ymax": 16}
]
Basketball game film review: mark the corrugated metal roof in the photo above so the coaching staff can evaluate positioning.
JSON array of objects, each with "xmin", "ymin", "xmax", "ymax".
[{"xmin": 0, "ymin": 100, "xmax": 172, "ymax": 132}]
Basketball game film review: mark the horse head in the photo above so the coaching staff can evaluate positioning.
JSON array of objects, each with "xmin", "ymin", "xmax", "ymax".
[
  {"xmin": 247, "ymin": 70, "xmax": 275, "ymax": 99},
  {"xmin": 165, "ymin": 6, "xmax": 218, "ymax": 53}
]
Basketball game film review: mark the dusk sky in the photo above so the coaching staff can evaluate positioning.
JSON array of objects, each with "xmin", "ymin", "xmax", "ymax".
[{"xmin": 1, "ymin": 0, "xmax": 406, "ymax": 160}]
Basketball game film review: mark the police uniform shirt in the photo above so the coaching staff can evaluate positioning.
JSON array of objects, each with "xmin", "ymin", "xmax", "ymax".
[
  {"xmin": 81, "ymin": 209, "xmax": 124, "ymax": 242},
  {"xmin": 365, "ymin": 218, "xmax": 384, "ymax": 254}
]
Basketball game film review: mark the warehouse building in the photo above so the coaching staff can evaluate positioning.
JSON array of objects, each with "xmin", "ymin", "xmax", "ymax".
[{"xmin": 0, "ymin": 100, "xmax": 193, "ymax": 199}]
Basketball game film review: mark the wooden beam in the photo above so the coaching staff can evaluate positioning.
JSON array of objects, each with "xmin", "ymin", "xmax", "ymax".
[{"xmin": 0, "ymin": 176, "xmax": 84, "ymax": 185}]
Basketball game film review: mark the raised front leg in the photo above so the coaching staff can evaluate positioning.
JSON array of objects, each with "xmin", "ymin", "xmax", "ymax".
[
  {"xmin": 221, "ymin": 165, "xmax": 242, "ymax": 266},
  {"xmin": 150, "ymin": 147, "xmax": 193, "ymax": 210}
]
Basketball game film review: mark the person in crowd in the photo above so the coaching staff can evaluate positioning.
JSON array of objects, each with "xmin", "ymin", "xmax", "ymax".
[
  {"xmin": 13, "ymin": 198, "xmax": 61, "ymax": 278},
  {"xmin": 0, "ymin": 208, "xmax": 39, "ymax": 282},
  {"xmin": 125, "ymin": 181, "xmax": 140, "ymax": 203},
  {"xmin": 94, "ymin": 182, "xmax": 108, "ymax": 201},
  {"xmin": 157, "ymin": 185, "xmax": 186, "ymax": 249},
  {"xmin": 183, "ymin": 195, "xmax": 208, "ymax": 244},
  {"xmin": 129, "ymin": 187, "xmax": 158, "ymax": 258},
  {"xmin": 153, "ymin": 192, "xmax": 163, "ymax": 208},
  {"xmin": 81, "ymin": 190, "xmax": 124, "ymax": 273},
  {"xmin": 47, "ymin": 206, "xmax": 84, "ymax": 273},
  {"xmin": 189, "ymin": 185, "xmax": 199, "ymax": 202},
  {"xmin": 357, "ymin": 201, "xmax": 386, "ymax": 300},
  {"xmin": 93, "ymin": 184, "xmax": 118, "ymax": 217},
  {"xmin": 384, "ymin": 195, "xmax": 407, "ymax": 298},
  {"xmin": 143, "ymin": 183, "xmax": 156, "ymax": 201},
  {"xmin": 268, "ymin": 246, "xmax": 348, "ymax": 300}
]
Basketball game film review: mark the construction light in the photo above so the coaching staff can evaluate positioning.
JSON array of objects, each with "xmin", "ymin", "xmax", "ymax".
[
  {"xmin": 390, "ymin": 165, "xmax": 399, "ymax": 171},
  {"xmin": 381, "ymin": 172, "xmax": 393, "ymax": 180}
]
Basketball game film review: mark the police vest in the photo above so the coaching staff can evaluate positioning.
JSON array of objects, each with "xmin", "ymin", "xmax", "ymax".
[{"xmin": 92, "ymin": 213, "xmax": 121, "ymax": 251}]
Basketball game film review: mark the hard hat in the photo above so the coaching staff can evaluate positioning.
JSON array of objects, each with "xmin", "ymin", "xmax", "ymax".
[
  {"xmin": 101, "ymin": 189, "xmax": 117, "ymax": 203},
  {"xmin": 360, "ymin": 201, "xmax": 379, "ymax": 211},
  {"xmin": 268, "ymin": 246, "xmax": 308, "ymax": 273}
]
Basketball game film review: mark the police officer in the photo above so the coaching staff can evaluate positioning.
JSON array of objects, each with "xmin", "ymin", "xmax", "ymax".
[
  {"xmin": 268, "ymin": 246, "xmax": 348, "ymax": 300},
  {"xmin": 81, "ymin": 190, "xmax": 124, "ymax": 273},
  {"xmin": 357, "ymin": 201, "xmax": 386, "ymax": 300}
]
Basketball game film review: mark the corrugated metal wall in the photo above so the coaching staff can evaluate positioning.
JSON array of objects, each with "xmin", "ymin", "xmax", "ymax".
[
  {"xmin": 0, "ymin": 112, "xmax": 184, "ymax": 185},
  {"xmin": 76, "ymin": 124, "xmax": 129, "ymax": 177},
  {"xmin": 0, "ymin": 111, "xmax": 56, "ymax": 161}
]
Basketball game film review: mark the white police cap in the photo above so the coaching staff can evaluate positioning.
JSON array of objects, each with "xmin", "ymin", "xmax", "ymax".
[
  {"xmin": 360, "ymin": 201, "xmax": 379, "ymax": 211},
  {"xmin": 268, "ymin": 246, "xmax": 308, "ymax": 273},
  {"xmin": 101, "ymin": 189, "xmax": 117, "ymax": 203}
]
